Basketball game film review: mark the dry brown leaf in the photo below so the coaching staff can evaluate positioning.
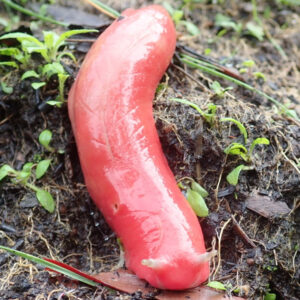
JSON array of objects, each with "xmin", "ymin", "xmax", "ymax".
[
  {"xmin": 94, "ymin": 269, "xmax": 245, "ymax": 300},
  {"xmin": 246, "ymin": 191, "xmax": 291, "ymax": 218}
]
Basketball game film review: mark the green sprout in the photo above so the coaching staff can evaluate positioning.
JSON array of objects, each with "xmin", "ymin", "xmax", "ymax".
[
  {"xmin": 178, "ymin": 178, "xmax": 209, "ymax": 217},
  {"xmin": 0, "ymin": 29, "xmax": 96, "ymax": 102},
  {"xmin": 163, "ymin": 2, "xmax": 200, "ymax": 36},
  {"xmin": 170, "ymin": 97, "xmax": 217, "ymax": 126},
  {"xmin": 210, "ymin": 81, "xmax": 233, "ymax": 98},
  {"xmin": 179, "ymin": 54, "xmax": 299, "ymax": 121},
  {"xmin": 39, "ymin": 129, "xmax": 55, "ymax": 152},
  {"xmin": 221, "ymin": 118, "xmax": 270, "ymax": 185},
  {"xmin": 215, "ymin": 13, "xmax": 242, "ymax": 34},
  {"xmin": 264, "ymin": 293, "xmax": 276, "ymax": 300},
  {"xmin": 206, "ymin": 281, "xmax": 227, "ymax": 291},
  {"xmin": 0, "ymin": 163, "xmax": 54, "ymax": 213},
  {"xmin": 220, "ymin": 118, "xmax": 248, "ymax": 143},
  {"xmin": 206, "ymin": 281, "xmax": 240, "ymax": 293},
  {"xmin": 0, "ymin": 29, "xmax": 97, "ymax": 63}
]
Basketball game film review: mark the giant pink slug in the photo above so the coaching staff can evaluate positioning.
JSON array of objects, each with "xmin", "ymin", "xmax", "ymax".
[{"xmin": 68, "ymin": 5, "xmax": 213, "ymax": 290}]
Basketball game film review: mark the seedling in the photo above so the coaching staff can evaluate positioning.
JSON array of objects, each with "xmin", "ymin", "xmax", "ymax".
[
  {"xmin": 206, "ymin": 281, "xmax": 240, "ymax": 293},
  {"xmin": 163, "ymin": 2, "xmax": 200, "ymax": 36},
  {"xmin": 0, "ymin": 29, "xmax": 97, "ymax": 63},
  {"xmin": 0, "ymin": 163, "xmax": 55, "ymax": 213},
  {"xmin": 1, "ymin": 29, "xmax": 96, "ymax": 103},
  {"xmin": 220, "ymin": 118, "xmax": 248, "ymax": 144},
  {"xmin": 215, "ymin": 13, "xmax": 242, "ymax": 34},
  {"xmin": 221, "ymin": 118, "xmax": 270, "ymax": 185},
  {"xmin": 226, "ymin": 165, "xmax": 254, "ymax": 186},
  {"xmin": 186, "ymin": 187, "xmax": 209, "ymax": 217},
  {"xmin": 242, "ymin": 60, "xmax": 255, "ymax": 68},
  {"xmin": 178, "ymin": 178, "xmax": 209, "ymax": 217},
  {"xmin": 39, "ymin": 129, "xmax": 55, "ymax": 152},
  {"xmin": 47, "ymin": 73, "xmax": 69, "ymax": 107},
  {"xmin": 246, "ymin": 21, "xmax": 264, "ymax": 41},
  {"xmin": 204, "ymin": 48, "xmax": 212, "ymax": 55},
  {"xmin": 0, "ymin": 81, "xmax": 13, "ymax": 94},
  {"xmin": 31, "ymin": 82, "xmax": 45, "ymax": 90},
  {"xmin": 180, "ymin": 53, "xmax": 299, "ymax": 120},
  {"xmin": 264, "ymin": 293, "xmax": 276, "ymax": 300},
  {"xmin": 0, "ymin": 47, "xmax": 30, "ymax": 68},
  {"xmin": 38, "ymin": 129, "xmax": 64, "ymax": 153},
  {"xmin": 206, "ymin": 281, "xmax": 227, "ymax": 291},
  {"xmin": 210, "ymin": 81, "xmax": 233, "ymax": 98},
  {"xmin": 253, "ymin": 71, "xmax": 266, "ymax": 81},
  {"xmin": 36, "ymin": 159, "xmax": 51, "ymax": 179},
  {"xmin": 170, "ymin": 97, "xmax": 217, "ymax": 126}
]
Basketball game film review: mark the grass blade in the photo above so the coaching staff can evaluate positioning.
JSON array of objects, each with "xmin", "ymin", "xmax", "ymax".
[
  {"xmin": 1, "ymin": 0, "xmax": 67, "ymax": 27},
  {"xmin": 180, "ymin": 55, "xmax": 299, "ymax": 121},
  {"xmin": 0, "ymin": 245, "xmax": 98, "ymax": 286},
  {"xmin": 84, "ymin": 0, "xmax": 120, "ymax": 19}
]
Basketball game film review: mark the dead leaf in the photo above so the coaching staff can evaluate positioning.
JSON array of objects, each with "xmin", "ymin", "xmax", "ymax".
[
  {"xmin": 94, "ymin": 269, "xmax": 245, "ymax": 300},
  {"xmin": 94, "ymin": 269, "xmax": 155, "ymax": 296},
  {"xmin": 246, "ymin": 191, "xmax": 291, "ymax": 218}
]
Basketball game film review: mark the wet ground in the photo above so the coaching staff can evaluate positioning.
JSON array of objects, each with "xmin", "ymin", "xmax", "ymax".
[{"xmin": 0, "ymin": 0, "xmax": 299, "ymax": 299}]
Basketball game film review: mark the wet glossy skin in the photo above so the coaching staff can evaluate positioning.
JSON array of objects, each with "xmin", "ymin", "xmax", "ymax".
[{"xmin": 68, "ymin": 5, "xmax": 209, "ymax": 290}]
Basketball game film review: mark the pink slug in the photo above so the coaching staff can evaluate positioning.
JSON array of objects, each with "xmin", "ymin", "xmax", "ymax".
[{"xmin": 68, "ymin": 5, "xmax": 213, "ymax": 290}]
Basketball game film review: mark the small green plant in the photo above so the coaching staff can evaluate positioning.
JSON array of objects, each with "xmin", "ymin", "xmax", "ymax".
[
  {"xmin": 264, "ymin": 293, "xmax": 276, "ymax": 300},
  {"xmin": 38, "ymin": 129, "xmax": 65, "ymax": 153},
  {"xmin": 0, "ymin": 162, "xmax": 55, "ymax": 213},
  {"xmin": 170, "ymin": 97, "xmax": 217, "ymax": 126},
  {"xmin": 215, "ymin": 13, "xmax": 242, "ymax": 34},
  {"xmin": 0, "ymin": 47, "xmax": 31, "ymax": 68},
  {"xmin": 246, "ymin": 21, "xmax": 264, "ymax": 41},
  {"xmin": 180, "ymin": 54, "xmax": 298, "ymax": 120},
  {"xmin": 163, "ymin": 2, "xmax": 200, "ymax": 36},
  {"xmin": 186, "ymin": 181, "xmax": 209, "ymax": 217},
  {"xmin": 0, "ymin": 29, "xmax": 96, "ymax": 64},
  {"xmin": 39, "ymin": 129, "xmax": 55, "ymax": 152},
  {"xmin": 210, "ymin": 81, "xmax": 233, "ymax": 98},
  {"xmin": 253, "ymin": 71, "xmax": 266, "ymax": 81},
  {"xmin": 0, "ymin": 29, "xmax": 96, "ymax": 102},
  {"xmin": 221, "ymin": 118, "xmax": 270, "ymax": 185},
  {"xmin": 277, "ymin": 0, "xmax": 300, "ymax": 5},
  {"xmin": 239, "ymin": 59, "xmax": 266, "ymax": 81},
  {"xmin": 206, "ymin": 281, "xmax": 227, "ymax": 291},
  {"xmin": 0, "ymin": 81, "xmax": 13, "ymax": 94},
  {"xmin": 206, "ymin": 281, "xmax": 240, "ymax": 293},
  {"xmin": 178, "ymin": 178, "xmax": 209, "ymax": 217},
  {"xmin": 239, "ymin": 59, "xmax": 255, "ymax": 74}
]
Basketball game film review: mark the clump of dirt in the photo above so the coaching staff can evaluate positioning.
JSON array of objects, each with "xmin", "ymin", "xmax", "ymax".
[{"xmin": 0, "ymin": 0, "xmax": 299, "ymax": 299}]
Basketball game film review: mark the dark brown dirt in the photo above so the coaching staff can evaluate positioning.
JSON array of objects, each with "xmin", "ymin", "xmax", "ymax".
[{"xmin": 0, "ymin": 0, "xmax": 299, "ymax": 299}]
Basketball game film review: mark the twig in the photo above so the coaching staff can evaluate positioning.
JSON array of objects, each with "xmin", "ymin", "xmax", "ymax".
[
  {"xmin": 214, "ymin": 154, "xmax": 228, "ymax": 209},
  {"xmin": 274, "ymin": 136, "xmax": 300, "ymax": 176},
  {"xmin": 177, "ymin": 44, "xmax": 245, "ymax": 82},
  {"xmin": 171, "ymin": 63, "xmax": 211, "ymax": 93},
  {"xmin": 66, "ymin": 38, "xmax": 97, "ymax": 43},
  {"xmin": 0, "ymin": 114, "xmax": 13, "ymax": 126},
  {"xmin": 231, "ymin": 215, "xmax": 256, "ymax": 248},
  {"xmin": 212, "ymin": 217, "xmax": 232, "ymax": 279}
]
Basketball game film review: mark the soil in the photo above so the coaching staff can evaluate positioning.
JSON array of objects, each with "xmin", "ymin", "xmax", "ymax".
[{"xmin": 0, "ymin": 0, "xmax": 299, "ymax": 299}]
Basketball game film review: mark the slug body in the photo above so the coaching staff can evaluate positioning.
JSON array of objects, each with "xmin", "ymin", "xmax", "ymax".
[{"xmin": 68, "ymin": 5, "xmax": 209, "ymax": 290}]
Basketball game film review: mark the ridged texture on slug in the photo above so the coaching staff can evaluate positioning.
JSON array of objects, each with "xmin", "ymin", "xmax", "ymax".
[{"xmin": 68, "ymin": 5, "xmax": 209, "ymax": 290}]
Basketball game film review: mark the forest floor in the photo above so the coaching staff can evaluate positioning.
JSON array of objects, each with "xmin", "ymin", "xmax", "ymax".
[{"xmin": 0, "ymin": 0, "xmax": 299, "ymax": 299}]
